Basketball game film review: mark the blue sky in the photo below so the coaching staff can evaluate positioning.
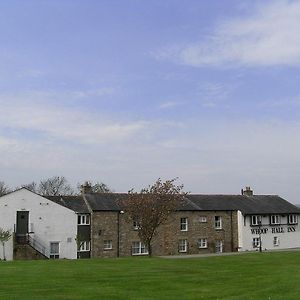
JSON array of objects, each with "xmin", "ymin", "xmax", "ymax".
[{"xmin": 1, "ymin": 0, "xmax": 300, "ymax": 202}]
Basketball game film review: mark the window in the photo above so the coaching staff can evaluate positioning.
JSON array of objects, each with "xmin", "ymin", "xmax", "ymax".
[
  {"xmin": 273, "ymin": 237, "xmax": 279, "ymax": 247},
  {"xmin": 132, "ymin": 242, "xmax": 148, "ymax": 255},
  {"xmin": 78, "ymin": 241, "xmax": 90, "ymax": 252},
  {"xmin": 253, "ymin": 237, "xmax": 260, "ymax": 248},
  {"xmin": 270, "ymin": 215, "xmax": 280, "ymax": 225},
  {"xmin": 104, "ymin": 240, "xmax": 112, "ymax": 250},
  {"xmin": 288, "ymin": 214, "xmax": 298, "ymax": 225},
  {"xmin": 180, "ymin": 217, "xmax": 188, "ymax": 231},
  {"xmin": 215, "ymin": 216, "xmax": 222, "ymax": 229},
  {"xmin": 215, "ymin": 240, "xmax": 223, "ymax": 253},
  {"xmin": 251, "ymin": 215, "xmax": 262, "ymax": 226},
  {"xmin": 199, "ymin": 216, "xmax": 207, "ymax": 223},
  {"xmin": 179, "ymin": 239, "xmax": 187, "ymax": 253},
  {"xmin": 78, "ymin": 214, "xmax": 90, "ymax": 225},
  {"xmin": 198, "ymin": 238, "xmax": 208, "ymax": 249},
  {"xmin": 133, "ymin": 218, "xmax": 140, "ymax": 230},
  {"xmin": 50, "ymin": 242, "xmax": 59, "ymax": 259}
]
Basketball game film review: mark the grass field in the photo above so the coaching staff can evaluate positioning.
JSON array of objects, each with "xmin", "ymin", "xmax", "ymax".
[{"xmin": 1, "ymin": 251, "xmax": 300, "ymax": 300}]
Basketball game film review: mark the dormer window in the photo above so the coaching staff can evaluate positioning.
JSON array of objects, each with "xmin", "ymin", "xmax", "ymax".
[{"xmin": 78, "ymin": 214, "xmax": 90, "ymax": 225}]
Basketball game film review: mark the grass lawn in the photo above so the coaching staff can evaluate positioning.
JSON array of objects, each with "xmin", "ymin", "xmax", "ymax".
[{"xmin": 1, "ymin": 252, "xmax": 300, "ymax": 300}]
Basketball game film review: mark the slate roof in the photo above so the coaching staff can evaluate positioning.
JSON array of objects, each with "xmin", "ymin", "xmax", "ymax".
[
  {"xmin": 187, "ymin": 194, "xmax": 300, "ymax": 214},
  {"xmin": 84, "ymin": 193, "xmax": 123, "ymax": 211},
  {"xmin": 46, "ymin": 195, "xmax": 90, "ymax": 213},
  {"xmin": 45, "ymin": 193, "xmax": 300, "ymax": 215}
]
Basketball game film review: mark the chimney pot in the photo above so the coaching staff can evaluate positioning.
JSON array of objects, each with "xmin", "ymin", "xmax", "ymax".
[
  {"xmin": 242, "ymin": 186, "xmax": 253, "ymax": 196},
  {"xmin": 81, "ymin": 181, "xmax": 92, "ymax": 194}
]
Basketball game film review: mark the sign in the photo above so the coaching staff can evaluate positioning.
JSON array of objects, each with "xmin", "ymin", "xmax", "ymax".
[{"xmin": 251, "ymin": 226, "xmax": 296, "ymax": 234}]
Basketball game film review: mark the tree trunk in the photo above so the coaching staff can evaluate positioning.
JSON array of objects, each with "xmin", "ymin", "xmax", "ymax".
[
  {"xmin": 2, "ymin": 241, "xmax": 5, "ymax": 261},
  {"xmin": 147, "ymin": 240, "xmax": 152, "ymax": 257}
]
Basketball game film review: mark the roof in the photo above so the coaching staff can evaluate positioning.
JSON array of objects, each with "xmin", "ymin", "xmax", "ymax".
[
  {"xmin": 187, "ymin": 194, "xmax": 300, "ymax": 214},
  {"xmin": 44, "ymin": 192, "xmax": 300, "ymax": 215},
  {"xmin": 46, "ymin": 195, "xmax": 90, "ymax": 213},
  {"xmin": 84, "ymin": 193, "xmax": 123, "ymax": 211}
]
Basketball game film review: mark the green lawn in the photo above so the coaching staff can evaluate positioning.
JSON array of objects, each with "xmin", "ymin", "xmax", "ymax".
[{"xmin": 1, "ymin": 252, "xmax": 300, "ymax": 299}]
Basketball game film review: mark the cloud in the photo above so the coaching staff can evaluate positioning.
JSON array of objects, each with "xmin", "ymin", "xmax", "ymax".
[
  {"xmin": 159, "ymin": 101, "xmax": 184, "ymax": 109},
  {"xmin": 0, "ymin": 91, "xmax": 146, "ymax": 144},
  {"xmin": 157, "ymin": 1, "xmax": 300, "ymax": 67}
]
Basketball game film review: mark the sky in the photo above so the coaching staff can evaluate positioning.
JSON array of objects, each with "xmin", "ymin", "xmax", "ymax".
[{"xmin": 1, "ymin": 0, "xmax": 300, "ymax": 202}]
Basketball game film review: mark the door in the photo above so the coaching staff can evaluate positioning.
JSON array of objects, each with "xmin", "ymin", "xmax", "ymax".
[{"xmin": 16, "ymin": 211, "xmax": 29, "ymax": 244}]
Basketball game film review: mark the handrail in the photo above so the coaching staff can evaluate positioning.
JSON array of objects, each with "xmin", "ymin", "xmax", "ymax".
[{"xmin": 27, "ymin": 235, "xmax": 49, "ymax": 258}]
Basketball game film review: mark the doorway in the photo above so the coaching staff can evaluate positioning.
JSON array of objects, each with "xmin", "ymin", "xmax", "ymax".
[{"xmin": 16, "ymin": 211, "xmax": 29, "ymax": 244}]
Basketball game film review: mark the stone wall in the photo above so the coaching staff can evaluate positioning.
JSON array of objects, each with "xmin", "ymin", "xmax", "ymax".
[
  {"xmin": 91, "ymin": 211, "xmax": 119, "ymax": 258},
  {"xmin": 91, "ymin": 210, "xmax": 239, "ymax": 258},
  {"xmin": 14, "ymin": 244, "xmax": 47, "ymax": 260}
]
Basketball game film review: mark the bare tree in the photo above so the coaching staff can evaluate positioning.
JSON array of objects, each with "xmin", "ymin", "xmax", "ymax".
[
  {"xmin": 0, "ymin": 228, "xmax": 12, "ymax": 260},
  {"xmin": 0, "ymin": 181, "xmax": 11, "ymax": 197},
  {"xmin": 90, "ymin": 182, "xmax": 112, "ymax": 193},
  {"xmin": 38, "ymin": 176, "xmax": 74, "ymax": 196},
  {"xmin": 77, "ymin": 181, "xmax": 112, "ymax": 194},
  {"xmin": 21, "ymin": 181, "xmax": 37, "ymax": 193},
  {"xmin": 123, "ymin": 178, "xmax": 187, "ymax": 257}
]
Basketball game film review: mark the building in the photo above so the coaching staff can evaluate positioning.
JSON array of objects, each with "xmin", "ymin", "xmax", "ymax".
[
  {"xmin": 0, "ymin": 185, "xmax": 300, "ymax": 260},
  {"xmin": 0, "ymin": 188, "xmax": 77, "ymax": 260}
]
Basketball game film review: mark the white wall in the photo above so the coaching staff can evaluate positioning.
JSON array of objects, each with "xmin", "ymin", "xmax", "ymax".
[
  {"xmin": 237, "ymin": 210, "xmax": 244, "ymax": 250},
  {"xmin": 0, "ymin": 189, "xmax": 77, "ymax": 260},
  {"xmin": 240, "ymin": 214, "xmax": 300, "ymax": 251}
]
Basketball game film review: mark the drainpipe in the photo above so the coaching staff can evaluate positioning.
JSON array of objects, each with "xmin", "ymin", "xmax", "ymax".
[
  {"xmin": 230, "ymin": 211, "xmax": 234, "ymax": 252},
  {"xmin": 81, "ymin": 183, "xmax": 93, "ymax": 258},
  {"xmin": 117, "ymin": 210, "xmax": 124, "ymax": 257}
]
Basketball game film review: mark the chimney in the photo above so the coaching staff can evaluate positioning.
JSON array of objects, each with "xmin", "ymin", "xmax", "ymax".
[
  {"xmin": 81, "ymin": 181, "xmax": 92, "ymax": 194},
  {"xmin": 241, "ymin": 186, "xmax": 253, "ymax": 196}
]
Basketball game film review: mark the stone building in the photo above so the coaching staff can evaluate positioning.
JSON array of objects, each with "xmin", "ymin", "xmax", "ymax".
[{"xmin": 1, "ymin": 185, "xmax": 300, "ymax": 260}]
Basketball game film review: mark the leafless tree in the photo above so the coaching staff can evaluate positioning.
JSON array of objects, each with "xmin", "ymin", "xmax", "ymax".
[
  {"xmin": 38, "ymin": 176, "xmax": 74, "ymax": 196},
  {"xmin": 123, "ymin": 178, "xmax": 187, "ymax": 256},
  {"xmin": 0, "ymin": 228, "xmax": 12, "ymax": 260},
  {"xmin": 21, "ymin": 181, "xmax": 37, "ymax": 193},
  {"xmin": 77, "ymin": 181, "xmax": 112, "ymax": 194},
  {"xmin": 0, "ymin": 181, "xmax": 11, "ymax": 197}
]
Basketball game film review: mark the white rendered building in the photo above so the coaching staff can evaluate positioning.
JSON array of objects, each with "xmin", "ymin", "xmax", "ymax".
[{"xmin": 0, "ymin": 188, "xmax": 78, "ymax": 260}]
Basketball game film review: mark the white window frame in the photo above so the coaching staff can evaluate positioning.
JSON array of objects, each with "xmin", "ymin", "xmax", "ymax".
[
  {"xmin": 198, "ymin": 238, "xmax": 208, "ymax": 249},
  {"xmin": 273, "ymin": 236, "xmax": 279, "ymax": 247},
  {"xmin": 50, "ymin": 242, "xmax": 60, "ymax": 259},
  {"xmin": 179, "ymin": 239, "xmax": 187, "ymax": 253},
  {"xmin": 270, "ymin": 215, "xmax": 280, "ymax": 225},
  {"xmin": 78, "ymin": 214, "xmax": 90, "ymax": 225},
  {"xmin": 133, "ymin": 218, "xmax": 140, "ymax": 230},
  {"xmin": 104, "ymin": 240, "xmax": 113, "ymax": 250},
  {"xmin": 132, "ymin": 241, "xmax": 148, "ymax": 256},
  {"xmin": 180, "ymin": 217, "xmax": 188, "ymax": 231},
  {"xmin": 78, "ymin": 241, "xmax": 90, "ymax": 252},
  {"xmin": 251, "ymin": 215, "xmax": 262, "ymax": 226},
  {"xmin": 288, "ymin": 214, "xmax": 298, "ymax": 225},
  {"xmin": 253, "ymin": 237, "xmax": 260, "ymax": 248},
  {"xmin": 214, "ymin": 216, "xmax": 222, "ymax": 229},
  {"xmin": 215, "ymin": 240, "xmax": 223, "ymax": 253},
  {"xmin": 199, "ymin": 216, "xmax": 207, "ymax": 223}
]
